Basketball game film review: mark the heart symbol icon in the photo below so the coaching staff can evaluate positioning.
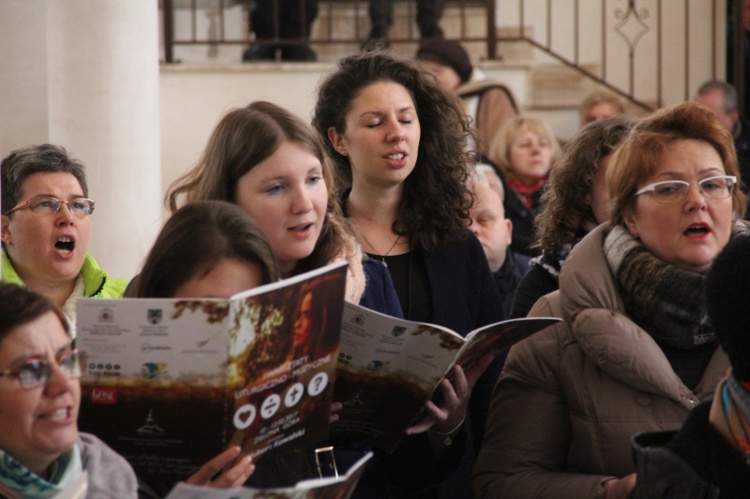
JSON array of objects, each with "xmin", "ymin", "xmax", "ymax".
[
  {"xmin": 238, "ymin": 408, "xmax": 251, "ymax": 423},
  {"xmin": 233, "ymin": 403, "xmax": 256, "ymax": 430}
]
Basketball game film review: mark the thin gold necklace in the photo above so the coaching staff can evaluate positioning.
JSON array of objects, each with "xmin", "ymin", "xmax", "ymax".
[{"xmin": 359, "ymin": 232, "xmax": 401, "ymax": 268}]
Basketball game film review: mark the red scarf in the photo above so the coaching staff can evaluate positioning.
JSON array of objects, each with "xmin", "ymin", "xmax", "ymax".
[{"xmin": 506, "ymin": 177, "xmax": 546, "ymax": 210}]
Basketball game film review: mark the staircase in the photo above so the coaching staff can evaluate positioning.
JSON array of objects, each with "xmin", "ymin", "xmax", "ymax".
[{"xmin": 158, "ymin": 1, "xmax": 726, "ymax": 194}]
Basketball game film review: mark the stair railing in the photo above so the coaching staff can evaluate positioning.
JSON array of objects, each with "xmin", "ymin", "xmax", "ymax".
[{"xmin": 161, "ymin": 0, "xmax": 741, "ymax": 113}]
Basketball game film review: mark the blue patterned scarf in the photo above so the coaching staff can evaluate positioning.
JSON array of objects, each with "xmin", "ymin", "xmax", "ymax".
[{"xmin": 0, "ymin": 445, "xmax": 82, "ymax": 498}]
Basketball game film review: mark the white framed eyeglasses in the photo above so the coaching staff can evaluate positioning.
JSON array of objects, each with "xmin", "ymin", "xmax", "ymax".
[
  {"xmin": 634, "ymin": 175, "xmax": 736, "ymax": 204},
  {"xmin": 3, "ymin": 195, "xmax": 95, "ymax": 217}
]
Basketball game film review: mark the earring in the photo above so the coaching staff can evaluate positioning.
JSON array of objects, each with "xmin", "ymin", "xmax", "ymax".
[{"xmin": 339, "ymin": 150, "xmax": 348, "ymax": 156}]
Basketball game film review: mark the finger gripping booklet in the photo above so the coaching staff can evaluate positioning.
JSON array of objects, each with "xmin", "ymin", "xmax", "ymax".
[
  {"xmin": 332, "ymin": 302, "xmax": 560, "ymax": 452},
  {"xmin": 76, "ymin": 262, "xmax": 347, "ymax": 483},
  {"xmin": 164, "ymin": 452, "xmax": 373, "ymax": 499}
]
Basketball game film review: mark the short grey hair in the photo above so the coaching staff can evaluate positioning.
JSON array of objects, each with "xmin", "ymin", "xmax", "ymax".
[
  {"xmin": 1, "ymin": 144, "xmax": 88, "ymax": 216},
  {"xmin": 473, "ymin": 163, "xmax": 505, "ymax": 201},
  {"xmin": 697, "ymin": 80, "xmax": 739, "ymax": 114}
]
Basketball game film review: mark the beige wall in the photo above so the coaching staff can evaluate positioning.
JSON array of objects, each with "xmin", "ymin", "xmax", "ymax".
[
  {"xmin": 159, "ymin": 64, "xmax": 328, "ymax": 207},
  {"xmin": 158, "ymin": 62, "xmax": 531, "ymax": 208},
  {"xmin": 0, "ymin": 0, "xmax": 162, "ymax": 280}
]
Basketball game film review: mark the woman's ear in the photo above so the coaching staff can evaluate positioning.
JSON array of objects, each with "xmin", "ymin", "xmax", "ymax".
[
  {"xmin": 327, "ymin": 127, "xmax": 347, "ymax": 156},
  {"xmin": 622, "ymin": 207, "xmax": 640, "ymax": 238},
  {"xmin": 1, "ymin": 216, "xmax": 11, "ymax": 245}
]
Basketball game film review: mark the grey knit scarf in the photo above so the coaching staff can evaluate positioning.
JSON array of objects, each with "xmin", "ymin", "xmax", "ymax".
[{"xmin": 603, "ymin": 224, "xmax": 719, "ymax": 349}]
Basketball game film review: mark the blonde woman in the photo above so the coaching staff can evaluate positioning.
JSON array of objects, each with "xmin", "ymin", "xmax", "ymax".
[{"xmin": 488, "ymin": 116, "xmax": 561, "ymax": 256}]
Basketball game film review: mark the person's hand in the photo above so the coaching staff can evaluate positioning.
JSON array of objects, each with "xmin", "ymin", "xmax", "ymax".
[
  {"xmin": 605, "ymin": 473, "xmax": 636, "ymax": 499},
  {"xmin": 330, "ymin": 401, "xmax": 343, "ymax": 423},
  {"xmin": 184, "ymin": 445, "xmax": 255, "ymax": 489},
  {"xmin": 405, "ymin": 353, "xmax": 494, "ymax": 435}
]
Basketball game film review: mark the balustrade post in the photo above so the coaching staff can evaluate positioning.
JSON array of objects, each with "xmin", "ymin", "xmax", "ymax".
[
  {"xmin": 163, "ymin": 0, "xmax": 175, "ymax": 63},
  {"xmin": 486, "ymin": 0, "xmax": 497, "ymax": 59}
]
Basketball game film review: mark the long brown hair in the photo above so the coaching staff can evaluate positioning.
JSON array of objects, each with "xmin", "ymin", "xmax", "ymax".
[
  {"xmin": 127, "ymin": 201, "xmax": 279, "ymax": 298},
  {"xmin": 166, "ymin": 101, "xmax": 356, "ymax": 277}
]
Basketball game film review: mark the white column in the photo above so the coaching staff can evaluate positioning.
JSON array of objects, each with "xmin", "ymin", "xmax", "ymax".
[
  {"xmin": 0, "ymin": 1, "xmax": 50, "ymax": 152},
  {"xmin": 0, "ymin": 0, "xmax": 162, "ymax": 281}
]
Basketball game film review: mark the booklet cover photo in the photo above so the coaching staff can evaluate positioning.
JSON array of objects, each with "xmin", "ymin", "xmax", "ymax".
[{"xmin": 76, "ymin": 262, "xmax": 347, "ymax": 482}]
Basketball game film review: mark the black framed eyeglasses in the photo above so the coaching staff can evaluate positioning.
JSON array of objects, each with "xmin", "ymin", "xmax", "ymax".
[
  {"xmin": 0, "ymin": 349, "xmax": 87, "ymax": 389},
  {"xmin": 3, "ymin": 195, "xmax": 95, "ymax": 217}
]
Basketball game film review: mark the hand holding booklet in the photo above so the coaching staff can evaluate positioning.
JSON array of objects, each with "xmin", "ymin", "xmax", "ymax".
[
  {"xmin": 332, "ymin": 303, "xmax": 560, "ymax": 452},
  {"xmin": 76, "ymin": 262, "xmax": 348, "ymax": 483},
  {"xmin": 164, "ymin": 452, "xmax": 372, "ymax": 499}
]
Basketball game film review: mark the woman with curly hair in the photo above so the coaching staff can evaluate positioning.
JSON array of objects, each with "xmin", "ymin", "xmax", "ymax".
[
  {"xmin": 313, "ymin": 50, "xmax": 503, "ymax": 498},
  {"xmin": 166, "ymin": 101, "xmax": 399, "ymax": 314},
  {"xmin": 510, "ymin": 116, "xmax": 633, "ymax": 318}
]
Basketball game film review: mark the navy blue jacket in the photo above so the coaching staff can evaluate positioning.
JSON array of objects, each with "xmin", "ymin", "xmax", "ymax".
[
  {"xmin": 360, "ymin": 255, "xmax": 403, "ymax": 318},
  {"xmin": 735, "ymin": 115, "xmax": 750, "ymax": 220},
  {"xmin": 420, "ymin": 231, "xmax": 505, "ymax": 335},
  {"xmin": 339, "ymin": 189, "xmax": 505, "ymax": 498},
  {"xmin": 417, "ymin": 232, "xmax": 506, "ymax": 499},
  {"xmin": 373, "ymin": 233, "xmax": 505, "ymax": 499},
  {"xmin": 492, "ymin": 249, "xmax": 531, "ymax": 318}
]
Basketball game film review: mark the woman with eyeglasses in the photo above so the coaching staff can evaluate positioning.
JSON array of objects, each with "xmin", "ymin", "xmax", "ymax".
[
  {"xmin": 0, "ymin": 283, "xmax": 257, "ymax": 498},
  {"xmin": 0, "ymin": 282, "xmax": 136, "ymax": 497},
  {"xmin": 1, "ymin": 144, "xmax": 128, "ymax": 335},
  {"xmin": 473, "ymin": 102, "xmax": 749, "ymax": 499}
]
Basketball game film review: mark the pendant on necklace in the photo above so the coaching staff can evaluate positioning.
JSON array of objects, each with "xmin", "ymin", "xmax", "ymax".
[{"xmin": 358, "ymin": 230, "xmax": 401, "ymax": 269}]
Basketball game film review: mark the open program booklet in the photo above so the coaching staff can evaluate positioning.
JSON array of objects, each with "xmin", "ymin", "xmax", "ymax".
[
  {"xmin": 76, "ymin": 262, "xmax": 347, "ymax": 483},
  {"xmin": 164, "ymin": 452, "xmax": 372, "ymax": 499},
  {"xmin": 332, "ymin": 302, "xmax": 560, "ymax": 452}
]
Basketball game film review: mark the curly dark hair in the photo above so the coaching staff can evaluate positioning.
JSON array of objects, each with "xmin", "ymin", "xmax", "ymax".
[
  {"xmin": 535, "ymin": 116, "xmax": 633, "ymax": 252},
  {"xmin": 312, "ymin": 51, "xmax": 476, "ymax": 253}
]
